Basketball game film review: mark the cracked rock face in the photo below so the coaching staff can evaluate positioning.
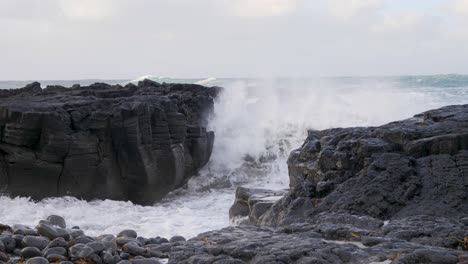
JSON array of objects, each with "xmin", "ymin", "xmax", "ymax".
[
  {"xmin": 0, "ymin": 80, "xmax": 220, "ymax": 204},
  {"xmin": 259, "ymin": 104, "xmax": 468, "ymax": 226},
  {"xmin": 212, "ymin": 104, "xmax": 468, "ymax": 263}
]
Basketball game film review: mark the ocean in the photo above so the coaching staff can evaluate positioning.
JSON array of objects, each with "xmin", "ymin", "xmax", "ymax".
[{"xmin": 0, "ymin": 75, "xmax": 467, "ymax": 239}]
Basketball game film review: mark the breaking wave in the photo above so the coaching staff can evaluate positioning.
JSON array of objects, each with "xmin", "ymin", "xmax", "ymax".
[{"xmin": 0, "ymin": 76, "xmax": 467, "ymax": 238}]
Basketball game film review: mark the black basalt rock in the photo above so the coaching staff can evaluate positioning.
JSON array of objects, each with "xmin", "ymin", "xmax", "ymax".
[
  {"xmin": 0, "ymin": 80, "xmax": 221, "ymax": 204},
  {"xmin": 259, "ymin": 104, "xmax": 468, "ymax": 226}
]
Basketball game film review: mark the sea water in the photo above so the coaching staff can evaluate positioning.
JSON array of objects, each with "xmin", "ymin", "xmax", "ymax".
[{"xmin": 0, "ymin": 76, "xmax": 467, "ymax": 238}]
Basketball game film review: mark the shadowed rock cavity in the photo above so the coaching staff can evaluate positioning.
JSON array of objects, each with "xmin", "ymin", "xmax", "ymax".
[{"xmin": 0, "ymin": 80, "xmax": 221, "ymax": 204}]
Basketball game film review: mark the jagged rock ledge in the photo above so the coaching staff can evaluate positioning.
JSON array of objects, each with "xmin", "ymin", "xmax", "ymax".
[
  {"xmin": 189, "ymin": 104, "xmax": 468, "ymax": 263},
  {"xmin": 0, "ymin": 80, "xmax": 220, "ymax": 204}
]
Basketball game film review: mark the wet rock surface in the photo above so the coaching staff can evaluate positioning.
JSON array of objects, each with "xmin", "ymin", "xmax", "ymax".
[
  {"xmin": 0, "ymin": 81, "xmax": 220, "ymax": 204},
  {"xmin": 1, "ymin": 104, "xmax": 467, "ymax": 263},
  {"xmin": 0, "ymin": 215, "xmax": 171, "ymax": 264},
  {"xmin": 186, "ymin": 104, "xmax": 468, "ymax": 263},
  {"xmin": 261, "ymin": 104, "xmax": 468, "ymax": 225}
]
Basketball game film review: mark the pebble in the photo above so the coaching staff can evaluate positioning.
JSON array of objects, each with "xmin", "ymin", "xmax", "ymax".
[
  {"xmin": 36, "ymin": 223, "xmax": 70, "ymax": 240},
  {"xmin": 0, "ymin": 251, "xmax": 9, "ymax": 262},
  {"xmin": 69, "ymin": 229, "xmax": 85, "ymax": 238},
  {"xmin": 87, "ymin": 241, "xmax": 106, "ymax": 254},
  {"xmin": 101, "ymin": 251, "xmax": 121, "ymax": 264},
  {"xmin": 117, "ymin": 230, "xmax": 138, "ymax": 239},
  {"xmin": 47, "ymin": 237, "xmax": 68, "ymax": 248},
  {"xmin": 22, "ymin": 236, "xmax": 50, "ymax": 250},
  {"xmin": 116, "ymin": 237, "xmax": 140, "ymax": 247},
  {"xmin": 24, "ymin": 257, "xmax": 49, "ymax": 264},
  {"xmin": 130, "ymin": 258, "xmax": 162, "ymax": 264},
  {"xmin": 169, "ymin": 235, "xmax": 186, "ymax": 243},
  {"xmin": 69, "ymin": 244, "xmax": 94, "ymax": 259},
  {"xmin": 97, "ymin": 234, "xmax": 115, "ymax": 242},
  {"xmin": 90, "ymin": 253, "xmax": 104, "ymax": 264},
  {"xmin": 46, "ymin": 215, "xmax": 66, "ymax": 229},
  {"xmin": 0, "ymin": 235, "xmax": 16, "ymax": 252},
  {"xmin": 21, "ymin": 247, "xmax": 43, "ymax": 258},
  {"xmin": 12, "ymin": 234, "xmax": 24, "ymax": 246},
  {"xmin": 71, "ymin": 235, "xmax": 94, "ymax": 244},
  {"xmin": 44, "ymin": 247, "xmax": 67, "ymax": 257},
  {"xmin": 12, "ymin": 224, "xmax": 38, "ymax": 236}
]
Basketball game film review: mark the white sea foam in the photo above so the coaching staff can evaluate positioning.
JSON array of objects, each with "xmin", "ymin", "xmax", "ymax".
[
  {"xmin": 0, "ymin": 78, "xmax": 467, "ymax": 239},
  {"xmin": 196, "ymin": 77, "xmax": 217, "ymax": 85}
]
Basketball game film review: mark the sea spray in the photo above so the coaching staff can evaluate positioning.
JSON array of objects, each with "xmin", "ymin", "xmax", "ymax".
[{"xmin": 0, "ymin": 77, "xmax": 467, "ymax": 238}]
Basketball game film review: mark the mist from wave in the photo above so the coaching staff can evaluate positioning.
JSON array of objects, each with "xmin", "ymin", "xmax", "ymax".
[{"xmin": 0, "ymin": 76, "xmax": 467, "ymax": 238}]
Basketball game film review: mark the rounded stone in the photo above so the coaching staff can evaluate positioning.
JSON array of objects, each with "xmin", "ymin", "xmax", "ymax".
[
  {"xmin": 0, "ymin": 236, "xmax": 16, "ymax": 252},
  {"xmin": 48, "ymin": 237, "xmax": 68, "ymax": 248},
  {"xmin": 117, "ymin": 230, "xmax": 137, "ymax": 239},
  {"xmin": 101, "ymin": 252, "xmax": 121, "ymax": 264},
  {"xmin": 136, "ymin": 237, "xmax": 148, "ymax": 245},
  {"xmin": 89, "ymin": 253, "xmax": 103, "ymax": 264},
  {"xmin": 70, "ymin": 235, "xmax": 94, "ymax": 244},
  {"xmin": 21, "ymin": 247, "xmax": 43, "ymax": 259},
  {"xmin": 0, "ymin": 251, "xmax": 10, "ymax": 262},
  {"xmin": 120, "ymin": 253, "xmax": 130, "ymax": 260},
  {"xmin": 44, "ymin": 247, "xmax": 67, "ymax": 257},
  {"xmin": 25, "ymin": 257, "xmax": 49, "ymax": 264},
  {"xmin": 130, "ymin": 259, "xmax": 162, "ymax": 264},
  {"xmin": 12, "ymin": 224, "xmax": 38, "ymax": 236},
  {"xmin": 97, "ymin": 234, "xmax": 115, "ymax": 242},
  {"xmin": 122, "ymin": 243, "xmax": 147, "ymax": 256},
  {"xmin": 69, "ymin": 244, "xmax": 94, "ymax": 259},
  {"xmin": 169, "ymin": 235, "xmax": 186, "ymax": 243},
  {"xmin": 87, "ymin": 241, "xmax": 106, "ymax": 254},
  {"xmin": 46, "ymin": 215, "xmax": 66, "ymax": 229},
  {"xmin": 36, "ymin": 223, "xmax": 70, "ymax": 240},
  {"xmin": 12, "ymin": 234, "xmax": 24, "ymax": 246},
  {"xmin": 115, "ymin": 237, "xmax": 140, "ymax": 247},
  {"xmin": 22, "ymin": 236, "xmax": 50, "ymax": 251}
]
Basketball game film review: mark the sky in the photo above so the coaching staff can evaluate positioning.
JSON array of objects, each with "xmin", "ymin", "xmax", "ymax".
[{"xmin": 1, "ymin": 0, "xmax": 468, "ymax": 80}]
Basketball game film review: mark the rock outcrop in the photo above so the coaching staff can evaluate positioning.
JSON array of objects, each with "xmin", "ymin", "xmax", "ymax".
[
  {"xmin": 259, "ymin": 104, "xmax": 468, "ymax": 226},
  {"xmin": 0, "ymin": 80, "xmax": 220, "ymax": 204},
  {"xmin": 208, "ymin": 104, "xmax": 468, "ymax": 263}
]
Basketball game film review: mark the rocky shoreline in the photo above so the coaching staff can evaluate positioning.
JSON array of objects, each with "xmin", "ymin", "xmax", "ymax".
[
  {"xmin": 0, "ymin": 84, "xmax": 467, "ymax": 263},
  {"xmin": 0, "ymin": 214, "xmax": 176, "ymax": 264}
]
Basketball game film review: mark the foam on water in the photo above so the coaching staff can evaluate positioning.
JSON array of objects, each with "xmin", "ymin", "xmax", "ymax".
[{"xmin": 0, "ymin": 77, "xmax": 467, "ymax": 238}]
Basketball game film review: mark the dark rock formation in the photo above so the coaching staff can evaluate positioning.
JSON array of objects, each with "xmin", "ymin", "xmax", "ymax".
[
  {"xmin": 193, "ymin": 104, "xmax": 468, "ymax": 263},
  {"xmin": 229, "ymin": 187, "xmax": 287, "ymax": 225},
  {"xmin": 169, "ymin": 222, "xmax": 467, "ymax": 264},
  {"xmin": 0, "ymin": 80, "xmax": 220, "ymax": 204},
  {"xmin": 259, "ymin": 104, "xmax": 468, "ymax": 226}
]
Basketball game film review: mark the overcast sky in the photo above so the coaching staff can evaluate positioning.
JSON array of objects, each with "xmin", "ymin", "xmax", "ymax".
[{"xmin": 1, "ymin": 0, "xmax": 468, "ymax": 80}]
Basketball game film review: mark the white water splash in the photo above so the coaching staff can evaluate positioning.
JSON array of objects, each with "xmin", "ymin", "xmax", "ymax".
[{"xmin": 0, "ymin": 78, "xmax": 467, "ymax": 239}]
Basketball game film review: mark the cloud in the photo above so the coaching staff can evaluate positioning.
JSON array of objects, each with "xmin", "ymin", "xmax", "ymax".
[
  {"xmin": 220, "ymin": 0, "xmax": 299, "ymax": 17},
  {"xmin": 58, "ymin": 0, "xmax": 117, "ymax": 21},
  {"xmin": 452, "ymin": 0, "xmax": 468, "ymax": 16},
  {"xmin": 327, "ymin": 0, "xmax": 382, "ymax": 19},
  {"xmin": 371, "ymin": 13, "xmax": 431, "ymax": 33}
]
